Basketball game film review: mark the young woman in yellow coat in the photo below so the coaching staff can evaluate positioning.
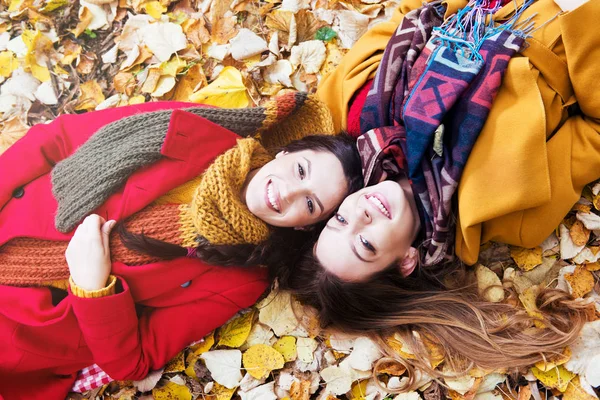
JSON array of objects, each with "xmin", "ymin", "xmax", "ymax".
[{"xmin": 317, "ymin": 0, "xmax": 600, "ymax": 265}]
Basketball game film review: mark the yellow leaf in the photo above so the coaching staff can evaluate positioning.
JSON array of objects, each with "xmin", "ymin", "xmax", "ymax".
[
  {"xmin": 8, "ymin": 0, "xmax": 25, "ymax": 12},
  {"xmin": 189, "ymin": 66, "xmax": 250, "ymax": 108},
  {"xmin": 273, "ymin": 336, "xmax": 297, "ymax": 362},
  {"xmin": 296, "ymin": 337, "xmax": 318, "ymax": 363},
  {"xmin": 0, "ymin": 116, "xmax": 29, "ymax": 156},
  {"xmin": 375, "ymin": 359, "xmax": 407, "ymax": 376},
  {"xmin": 350, "ymin": 380, "xmax": 368, "ymax": 400},
  {"xmin": 152, "ymin": 380, "xmax": 192, "ymax": 400},
  {"xmin": 519, "ymin": 286, "xmax": 546, "ymax": 329},
  {"xmin": 114, "ymin": 71, "xmax": 137, "ymax": 96},
  {"xmin": 22, "ymin": 30, "xmax": 53, "ymax": 82},
  {"xmin": 510, "ymin": 246, "xmax": 543, "ymax": 271},
  {"xmin": 585, "ymin": 261, "xmax": 600, "ymax": 271},
  {"xmin": 144, "ymin": 0, "xmax": 167, "ymax": 19},
  {"xmin": 71, "ymin": 7, "xmax": 93, "ymax": 37},
  {"xmin": 534, "ymin": 347, "xmax": 571, "ymax": 372},
  {"xmin": 218, "ymin": 309, "xmax": 255, "ymax": 348},
  {"xmin": 289, "ymin": 380, "xmax": 312, "ymax": 400},
  {"xmin": 531, "ymin": 365, "xmax": 575, "ymax": 392},
  {"xmin": 171, "ymin": 63, "xmax": 207, "ymax": 101},
  {"xmin": 75, "ymin": 80, "xmax": 105, "ymax": 111},
  {"xmin": 211, "ymin": 383, "xmax": 236, "ymax": 400},
  {"xmin": 321, "ymin": 42, "xmax": 347, "ymax": 79},
  {"xmin": 563, "ymin": 376, "xmax": 598, "ymax": 400},
  {"xmin": 40, "ymin": 0, "xmax": 69, "ymax": 13},
  {"xmin": 128, "ymin": 95, "xmax": 146, "ymax": 105},
  {"xmin": 184, "ymin": 332, "xmax": 215, "ymax": 378},
  {"xmin": 386, "ymin": 333, "xmax": 416, "ymax": 360},
  {"xmin": 564, "ymin": 266, "xmax": 595, "ymax": 298},
  {"xmin": 164, "ymin": 351, "xmax": 185, "ymax": 373},
  {"xmin": 0, "ymin": 51, "xmax": 18, "ymax": 78},
  {"xmin": 593, "ymin": 193, "xmax": 600, "ymax": 211},
  {"xmin": 475, "ymin": 264, "xmax": 505, "ymax": 303},
  {"xmin": 242, "ymin": 344, "xmax": 285, "ymax": 379},
  {"xmin": 160, "ymin": 56, "xmax": 187, "ymax": 77}
]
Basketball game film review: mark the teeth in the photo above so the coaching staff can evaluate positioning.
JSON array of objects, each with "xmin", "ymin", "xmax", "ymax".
[
  {"xmin": 368, "ymin": 195, "xmax": 390, "ymax": 218},
  {"xmin": 267, "ymin": 182, "xmax": 280, "ymax": 211}
]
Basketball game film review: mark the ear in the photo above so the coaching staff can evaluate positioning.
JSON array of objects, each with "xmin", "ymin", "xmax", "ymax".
[
  {"xmin": 398, "ymin": 247, "xmax": 418, "ymax": 277},
  {"xmin": 275, "ymin": 150, "xmax": 288, "ymax": 159}
]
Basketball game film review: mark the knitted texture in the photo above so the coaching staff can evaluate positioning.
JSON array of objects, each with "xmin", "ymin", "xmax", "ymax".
[
  {"xmin": 187, "ymin": 138, "xmax": 273, "ymax": 245},
  {"xmin": 51, "ymin": 92, "xmax": 330, "ymax": 233}
]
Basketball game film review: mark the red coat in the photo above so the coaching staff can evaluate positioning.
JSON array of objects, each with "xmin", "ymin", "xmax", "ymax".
[{"xmin": 0, "ymin": 102, "xmax": 269, "ymax": 400}]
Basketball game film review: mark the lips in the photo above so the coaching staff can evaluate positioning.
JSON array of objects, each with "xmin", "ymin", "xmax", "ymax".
[
  {"xmin": 265, "ymin": 179, "xmax": 281, "ymax": 213},
  {"xmin": 365, "ymin": 192, "xmax": 391, "ymax": 219}
]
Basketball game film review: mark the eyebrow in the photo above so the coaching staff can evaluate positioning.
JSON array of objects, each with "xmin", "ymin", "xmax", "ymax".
[
  {"xmin": 325, "ymin": 225, "xmax": 373, "ymax": 263},
  {"xmin": 304, "ymin": 156, "xmax": 324, "ymax": 215}
]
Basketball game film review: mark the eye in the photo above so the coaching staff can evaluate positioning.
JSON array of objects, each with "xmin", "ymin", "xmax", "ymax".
[
  {"xmin": 298, "ymin": 163, "xmax": 305, "ymax": 179},
  {"xmin": 307, "ymin": 197, "xmax": 314, "ymax": 214},
  {"xmin": 359, "ymin": 235, "xmax": 376, "ymax": 254},
  {"xmin": 334, "ymin": 213, "xmax": 347, "ymax": 224}
]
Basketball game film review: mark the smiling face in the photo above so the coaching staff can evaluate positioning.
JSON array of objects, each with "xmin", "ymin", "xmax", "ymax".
[
  {"xmin": 315, "ymin": 180, "xmax": 420, "ymax": 281},
  {"xmin": 243, "ymin": 149, "xmax": 348, "ymax": 228}
]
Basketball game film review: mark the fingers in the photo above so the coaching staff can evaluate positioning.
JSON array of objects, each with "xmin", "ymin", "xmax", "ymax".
[{"xmin": 101, "ymin": 220, "xmax": 117, "ymax": 250}]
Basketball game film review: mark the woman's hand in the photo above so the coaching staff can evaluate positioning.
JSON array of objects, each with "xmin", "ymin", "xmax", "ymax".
[{"xmin": 66, "ymin": 214, "xmax": 116, "ymax": 291}]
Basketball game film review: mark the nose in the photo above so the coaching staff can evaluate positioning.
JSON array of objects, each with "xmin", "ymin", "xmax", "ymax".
[{"xmin": 355, "ymin": 204, "xmax": 372, "ymax": 225}]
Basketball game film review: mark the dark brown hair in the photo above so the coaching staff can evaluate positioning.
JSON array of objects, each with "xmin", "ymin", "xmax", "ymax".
[
  {"xmin": 274, "ymin": 248, "xmax": 590, "ymax": 388},
  {"xmin": 118, "ymin": 133, "xmax": 363, "ymax": 267}
]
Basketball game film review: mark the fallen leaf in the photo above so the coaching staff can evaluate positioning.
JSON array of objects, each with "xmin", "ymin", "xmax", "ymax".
[
  {"xmin": 34, "ymin": 81, "xmax": 58, "ymax": 105},
  {"xmin": 320, "ymin": 365, "xmax": 353, "ymax": 395},
  {"xmin": 289, "ymin": 40, "xmax": 326, "ymax": 74},
  {"xmin": 0, "ymin": 51, "xmax": 18, "ymax": 79},
  {"xmin": 564, "ymin": 320, "xmax": 600, "ymax": 387},
  {"xmin": 75, "ymin": 80, "xmax": 105, "ymax": 111},
  {"xmin": 201, "ymin": 349, "xmax": 243, "ymax": 389},
  {"xmin": 239, "ymin": 381, "xmax": 277, "ymax": 400},
  {"xmin": 375, "ymin": 359, "xmax": 407, "ymax": 376},
  {"xmin": 563, "ymin": 376, "xmax": 599, "ymax": 400},
  {"xmin": 71, "ymin": 7, "xmax": 94, "ymax": 37},
  {"xmin": 141, "ymin": 22, "xmax": 188, "ymax": 62},
  {"xmin": 133, "ymin": 368, "xmax": 164, "ymax": 392},
  {"xmin": 265, "ymin": 10, "xmax": 294, "ymax": 47},
  {"xmin": 577, "ymin": 212, "xmax": 600, "ymax": 231},
  {"xmin": 475, "ymin": 264, "xmax": 505, "ymax": 303},
  {"xmin": 229, "ymin": 28, "xmax": 268, "ymax": 61},
  {"xmin": 170, "ymin": 63, "xmax": 207, "ymax": 101},
  {"xmin": 210, "ymin": 383, "xmax": 237, "ymax": 400},
  {"xmin": 141, "ymin": 68, "xmax": 161, "ymax": 93},
  {"xmin": 242, "ymin": 322, "xmax": 275, "ymax": 349},
  {"xmin": 294, "ymin": 9, "xmax": 325, "ymax": 43},
  {"xmin": 76, "ymin": 52, "xmax": 97, "ymax": 75},
  {"xmin": 335, "ymin": 10, "xmax": 369, "ymax": 49},
  {"xmin": 273, "ymin": 336, "xmax": 298, "ymax": 362},
  {"xmin": 0, "ymin": 116, "xmax": 29, "ymax": 155},
  {"xmin": 189, "ymin": 66, "xmax": 250, "ymax": 108},
  {"xmin": 570, "ymin": 220, "xmax": 591, "ymax": 246},
  {"xmin": 212, "ymin": 11, "xmax": 238, "ymax": 45},
  {"xmin": 510, "ymin": 246, "xmax": 543, "ymax": 271},
  {"xmin": 164, "ymin": 351, "xmax": 185, "ymax": 373},
  {"xmin": 114, "ymin": 71, "xmax": 137, "ymax": 96},
  {"xmin": 534, "ymin": 348, "xmax": 572, "ymax": 372},
  {"xmin": 264, "ymin": 59, "xmax": 294, "ymax": 87},
  {"xmin": 257, "ymin": 290, "xmax": 300, "ymax": 336},
  {"xmin": 531, "ymin": 365, "xmax": 575, "ymax": 392},
  {"xmin": 289, "ymin": 379, "xmax": 311, "ymax": 400},
  {"xmin": 218, "ymin": 310, "xmax": 256, "ymax": 348},
  {"xmin": 560, "ymin": 224, "xmax": 586, "ymax": 260},
  {"xmin": 296, "ymin": 337, "xmax": 318, "ymax": 364},
  {"xmin": 445, "ymin": 373, "xmax": 476, "ymax": 395},
  {"xmin": 243, "ymin": 344, "xmax": 285, "ymax": 379},
  {"xmin": 519, "ymin": 285, "xmax": 546, "ymax": 328},
  {"xmin": 564, "ymin": 266, "xmax": 595, "ymax": 298},
  {"xmin": 152, "ymin": 380, "xmax": 192, "ymax": 400},
  {"xmin": 347, "ymin": 336, "xmax": 382, "ymax": 371},
  {"xmin": 182, "ymin": 18, "xmax": 210, "ymax": 48},
  {"xmin": 144, "ymin": 0, "xmax": 167, "ymax": 19}
]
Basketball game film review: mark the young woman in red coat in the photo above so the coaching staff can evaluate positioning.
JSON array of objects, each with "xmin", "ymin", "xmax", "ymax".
[{"xmin": 0, "ymin": 95, "xmax": 363, "ymax": 399}]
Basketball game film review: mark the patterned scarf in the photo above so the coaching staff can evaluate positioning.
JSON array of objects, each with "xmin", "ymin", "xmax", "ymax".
[{"xmin": 358, "ymin": 0, "xmax": 533, "ymax": 266}]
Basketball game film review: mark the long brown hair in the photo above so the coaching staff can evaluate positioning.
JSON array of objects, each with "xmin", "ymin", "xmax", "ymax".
[
  {"xmin": 274, "ymin": 249, "xmax": 590, "ymax": 389},
  {"xmin": 118, "ymin": 133, "xmax": 363, "ymax": 268}
]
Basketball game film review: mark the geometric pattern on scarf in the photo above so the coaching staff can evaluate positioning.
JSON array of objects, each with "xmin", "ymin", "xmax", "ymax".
[{"xmin": 358, "ymin": 0, "xmax": 528, "ymax": 266}]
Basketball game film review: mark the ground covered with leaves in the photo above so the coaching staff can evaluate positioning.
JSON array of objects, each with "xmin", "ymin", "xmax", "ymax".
[{"xmin": 1, "ymin": 0, "xmax": 599, "ymax": 399}]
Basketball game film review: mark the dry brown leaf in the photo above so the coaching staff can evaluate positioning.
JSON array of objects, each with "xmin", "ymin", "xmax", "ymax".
[
  {"xmin": 114, "ymin": 71, "xmax": 137, "ymax": 96},
  {"xmin": 76, "ymin": 52, "xmax": 97, "ymax": 75},
  {"xmin": 289, "ymin": 379, "xmax": 311, "ymax": 400},
  {"xmin": 570, "ymin": 220, "xmax": 591, "ymax": 246},
  {"xmin": 75, "ymin": 80, "xmax": 105, "ymax": 111},
  {"xmin": 183, "ymin": 18, "xmax": 210, "ymax": 48},
  {"xmin": 60, "ymin": 38, "xmax": 82, "ymax": 65},
  {"xmin": 375, "ymin": 359, "xmax": 407, "ymax": 376},
  {"xmin": 295, "ymin": 10, "xmax": 325, "ymax": 43},
  {"xmin": 265, "ymin": 10, "xmax": 294, "ymax": 47},
  {"xmin": 170, "ymin": 63, "xmax": 207, "ymax": 101},
  {"xmin": 518, "ymin": 385, "xmax": 532, "ymax": 400},
  {"xmin": 564, "ymin": 266, "xmax": 595, "ymax": 298},
  {"xmin": 0, "ymin": 116, "xmax": 29, "ymax": 155},
  {"xmin": 141, "ymin": 68, "xmax": 161, "ymax": 93},
  {"xmin": 211, "ymin": 3, "xmax": 238, "ymax": 45}
]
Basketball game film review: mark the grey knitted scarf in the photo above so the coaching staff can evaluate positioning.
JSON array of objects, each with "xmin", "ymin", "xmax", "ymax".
[{"xmin": 51, "ymin": 94, "xmax": 307, "ymax": 233}]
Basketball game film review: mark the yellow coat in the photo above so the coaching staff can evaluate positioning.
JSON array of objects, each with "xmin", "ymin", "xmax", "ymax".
[{"xmin": 317, "ymin": 0, "xmax": 600, "ymax": 265}]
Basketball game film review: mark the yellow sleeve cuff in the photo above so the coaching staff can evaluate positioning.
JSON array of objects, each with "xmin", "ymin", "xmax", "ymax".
[{"xmin": 69, "ymin": 275, "xmax": 117, "ymax": 298}]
